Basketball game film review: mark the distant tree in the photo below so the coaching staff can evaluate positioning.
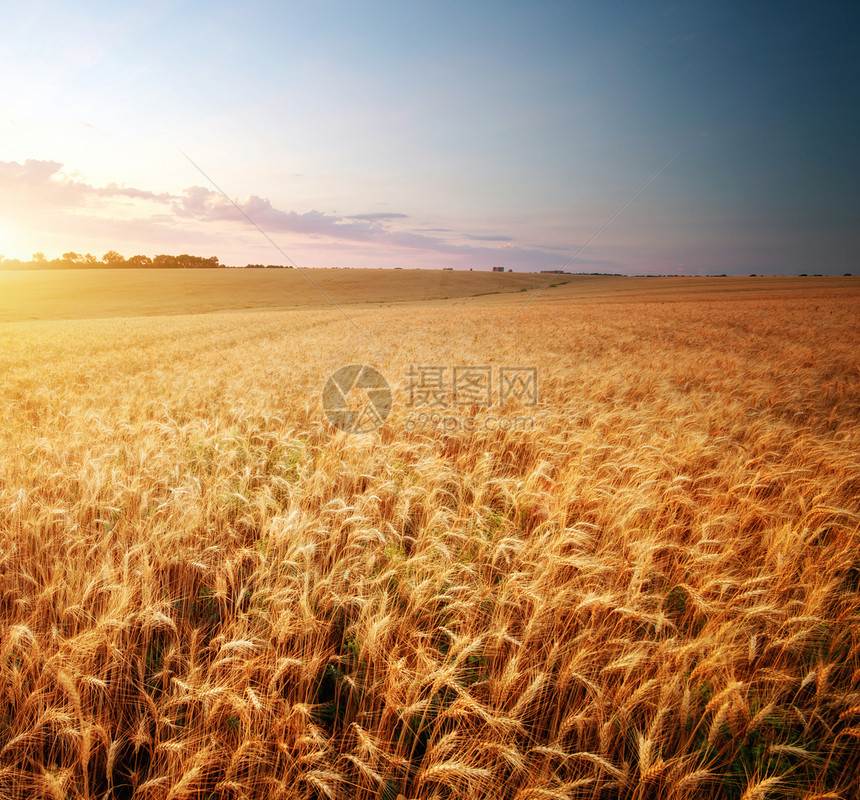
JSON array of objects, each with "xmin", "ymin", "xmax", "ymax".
[
  {"xmin": 10, "ymin": 249, "xmax": 228, "ymax": 270},
  {"xmin": 175, "ymin": 254, "xmax": 192, "ymax": 269},
  {"xmin": 61, "ymin": 252, "xmax": 84, "ymax": 268},
  {"xmin": 126, "ymin": 254, "xmax": 153, "ymax": 268},
  {"xmin": 102, "ymin": 250, "xmax": 125, "ymax": 267},
  {"xmin": 174, "ymin": 254, "xmax": 221, "ymax": 268}
]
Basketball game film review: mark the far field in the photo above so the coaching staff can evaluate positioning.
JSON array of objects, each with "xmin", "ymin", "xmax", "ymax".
[
  {"xmin": 0, "ymin": 271, "xmax": 858, "ymax": 800},
  {"xmin": 0, "ymin": 268, "xmax": 549, "ymax": 322},
  {"xmin": 0, "ymin": 268, "xmax": 856, "ymax": 322}
]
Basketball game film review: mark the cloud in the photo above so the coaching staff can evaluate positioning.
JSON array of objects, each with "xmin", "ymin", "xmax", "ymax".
[
  {"xmin": 0, "ymin": 158, "xmax": 173, "ymax": 207},
  {"xmin": 0, "ymin": 158, "xmax": 86, "ymax": 207},
  {"xmin": 96, "ymin": 183, "xmax": 173, "ymax": 202},
  {"xmin": 169, "ymin": 185, "xmax": 572, "ymax": 268},
  {"xmin": 0, "ymin": 158, "xmax": 580, "ymax": 270},
  {"xmin": 464, "ymin": 233, "xmax": 513, "ymax": 242},
  {"xmin": 0, "ymin": 158, "xmax": 65, "ymax": 184},
  {"xmin": 347, "ymin": 212, "xmax": 409, "ymax": 221},
  {"xmin": 172, "ymin": 188, "xmax": 398, "ymax": 242}
]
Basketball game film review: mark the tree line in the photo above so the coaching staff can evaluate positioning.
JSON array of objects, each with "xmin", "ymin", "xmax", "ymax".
[{"xmin": 0, "ymin": 252, "xmax": 294, "ymax": 269}]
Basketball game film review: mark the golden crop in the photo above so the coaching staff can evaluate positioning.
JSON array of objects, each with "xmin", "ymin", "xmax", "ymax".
[{"xmin": 0, "ymin": 278, "xmax": 858, "ymax": 799}]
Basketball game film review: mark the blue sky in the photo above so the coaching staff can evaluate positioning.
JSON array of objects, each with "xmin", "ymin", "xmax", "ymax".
[{"xmin": 0, "ymin": 0, "xmax": 857, "ymax": 273}]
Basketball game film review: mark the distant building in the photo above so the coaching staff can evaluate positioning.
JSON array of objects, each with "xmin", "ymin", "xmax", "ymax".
[
  {"xmin": 491, "ymin": 266, "xmax": 505, "ymax": 272},
  {"xmin": 442, "ymin": 267, "xmax": 453, "ymax": 270}
]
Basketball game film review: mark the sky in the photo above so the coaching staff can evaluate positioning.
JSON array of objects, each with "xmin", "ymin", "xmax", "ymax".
[{"xmin": 0, "ymin": 0, "xmax": 857, "ymax": 274}]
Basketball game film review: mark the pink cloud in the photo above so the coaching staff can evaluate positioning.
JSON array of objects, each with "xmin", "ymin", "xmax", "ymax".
[{"xmin": 0, "ymin": 158, "xmax": 598, "ymax": 270}]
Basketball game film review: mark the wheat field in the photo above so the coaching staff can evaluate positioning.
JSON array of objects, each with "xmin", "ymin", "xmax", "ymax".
[
  {"xmin": 0, "ymin": 277, "xmax": 858, "ymax": 799},
  {"xmin": 0, "ymin": 268, "xmax": 553, "ymax": 322}
]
